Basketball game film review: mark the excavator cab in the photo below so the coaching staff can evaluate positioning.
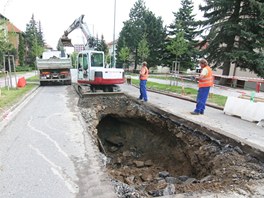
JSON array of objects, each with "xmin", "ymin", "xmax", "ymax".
[{"xmin": 77, "ymin": 50, "xmax": 105, "ymax": 81}]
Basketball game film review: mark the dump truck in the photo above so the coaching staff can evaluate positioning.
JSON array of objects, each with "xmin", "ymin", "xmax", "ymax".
[{"xmin": 36, "ymin": 51, "xmax": 72, "ymax": 86}]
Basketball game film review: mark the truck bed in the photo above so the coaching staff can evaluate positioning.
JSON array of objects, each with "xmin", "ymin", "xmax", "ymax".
[{"xmin": 36, "ymin": 58, "xmax": 72, "ymax": 69}]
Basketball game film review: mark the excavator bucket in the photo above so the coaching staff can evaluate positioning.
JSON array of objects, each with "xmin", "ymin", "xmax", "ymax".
[{"xmin": 59, "ymin": 37, "xmax": 73, "ymax": 47}]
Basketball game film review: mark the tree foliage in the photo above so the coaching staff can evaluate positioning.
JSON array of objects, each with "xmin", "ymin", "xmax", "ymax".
[
  {"xmin": 166, "ymin": 31, "xmax": 189, "ymax": 62},
  {"xmin": 0, "ymin": 19, "xmax": 17, "ymax": 69},
  {"xmin": 119, "ymin": 46, "xmax": 130, "ymax": 68},
  {"xmin": 116, "ymin": 0, "xmax": 166, "ymax": 70},
  {"xmin": 18, "ymin": 33, "xmax": 25, "ymax": 66},
  {"xmin": 97, "ymin": 35, "xmax": 109, "ymax": 56},
  {"xmin": 199, "ymin": 0, "xmax": 264, "ymax": 78},
  {"xmin": 138, "ymin": 34, "xmax": 150, "ymax": 61},
  {"xmin": 24, "ymin": 14, "xmax": 45, "ymax": 67},
  {"xmin": 166, "ymin": 0, "xmax": 199, "ymax": 70}
]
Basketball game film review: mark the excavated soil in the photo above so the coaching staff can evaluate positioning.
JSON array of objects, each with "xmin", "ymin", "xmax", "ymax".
[{"xmin": 78, "ymin": 93, "xmax": 264, "ymax": 197}]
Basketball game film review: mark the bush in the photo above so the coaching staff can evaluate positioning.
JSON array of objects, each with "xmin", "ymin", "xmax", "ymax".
[{"xmin": 16, "ymin": 66, "xmax": 32, "ymax": 72}]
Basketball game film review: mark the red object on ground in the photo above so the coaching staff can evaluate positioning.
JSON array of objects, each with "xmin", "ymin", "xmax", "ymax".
[{"xmin": 17, "ymin": 77, "xmax": 26, "ymax": 88}]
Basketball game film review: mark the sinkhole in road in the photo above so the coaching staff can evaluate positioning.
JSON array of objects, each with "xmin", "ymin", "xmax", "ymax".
[{"xmin": 79, "ymin": 94, "xmax": 264, "ymax": 197}]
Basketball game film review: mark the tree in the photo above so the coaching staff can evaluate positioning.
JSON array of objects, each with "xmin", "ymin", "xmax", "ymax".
[
  {"xmin": 127, "ymin": 0, "xmax": 147, "ymax": 70},
  {"xmin": 71, "ymin": 52, "xmax": 78, "ymax": 68},
  {"xmin": 37, "ymin": 21, "xmax": 45, "ymax": 47},
  {"xmin": 24, "ymin": 14, "xmax": 44, "ymax": 67},
  {"xmin": 116, "ymin": 0, "xmax": 166, "ymax": 70},
  {"xmin": 166, "ymin": 0, "xmax": 199, "ymax": 70},
  {"xmin": 199, "ymin": 0, "xmax": 264, "ymax": 81},
  {"xmin": 138, "ymin": 34, "xmax": 150, "ymax": 62},
  {"xmin": 0, "ymin": 19, "xmax": 16, "ymax": 69},
  {"xmin": 97, "ymin": 35, "xmax": 109, "ymax": 56},
  {"xmin": 18, "ymin": 33, "xmax": 25, "ymax": 66},
  {"xmin": 166, "ymin": 31, "xmax": 189, "ymax": 71},
  {"xmin": 118, "ymin": 46, "xmax": 130, "ymax": 68},
  {"xmin": 144, "ymin": 11, "xmax": 166, "ymax": 67}
]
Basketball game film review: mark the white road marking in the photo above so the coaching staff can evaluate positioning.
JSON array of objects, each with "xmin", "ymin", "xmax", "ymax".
[
  {"xmin": 29, "ymin": 145, "xmax": 79, "ymax": 194},
  {"xmin": 28, "ymin": 117, "xmax": 69, "ymax": 158}
]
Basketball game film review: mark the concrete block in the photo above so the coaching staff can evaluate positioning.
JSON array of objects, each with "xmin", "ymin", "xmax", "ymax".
[{"xmin": 224, "ymin": 96, "xmax": 264, "ymax": 122}]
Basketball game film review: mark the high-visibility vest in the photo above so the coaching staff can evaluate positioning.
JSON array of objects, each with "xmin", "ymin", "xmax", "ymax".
[
  {"xmin": 199, "ymin": 66, "xmax": 214, "ymax": 88},
  {"xmin": 140, "ymin": 66, "xmax": 149, "ymax": 80}
]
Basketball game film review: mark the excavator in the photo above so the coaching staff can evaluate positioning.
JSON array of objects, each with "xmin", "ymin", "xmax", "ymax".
[{"xmin": 58, "ymin": 15, "xmax": 125, "ymax": 94}]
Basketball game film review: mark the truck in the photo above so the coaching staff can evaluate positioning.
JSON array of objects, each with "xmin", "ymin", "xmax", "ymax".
[
  {"xmin": 58, "ymin": 15, "xmax": 125, "ymax": 93},
  {"xmin": 36, "ymin": 50, "xmax": 72, "ymax": 86}
]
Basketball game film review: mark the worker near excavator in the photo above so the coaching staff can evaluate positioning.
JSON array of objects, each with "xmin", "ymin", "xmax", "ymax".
[
  {"xmin": 138, "ymin": 61, "xmax": 149, "ymax": 102},
  {"xmin": 191, "ymin": 58, "xmax": 214, "ymax": 115}
]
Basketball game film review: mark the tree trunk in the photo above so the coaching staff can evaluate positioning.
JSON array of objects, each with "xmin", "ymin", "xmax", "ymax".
[
  {"xmin": 133, "ymin": 48, "xmax": 138, "ymax": 73},
  {"xmin": 219, "ymin": 60, "xmax": 231, "ymax": 85}
]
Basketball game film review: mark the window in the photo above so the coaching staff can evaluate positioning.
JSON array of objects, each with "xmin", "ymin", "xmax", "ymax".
[
  {"xmin": 91, "ymin": 52, "xmax": 104, "ymax": 67},
  {"xmin": 83, "ymin": 53, "xmax": 88, "ymax": 70},
  {"xmin": 78, "ymin": 54, "xmax": 83, "ymax": 69}
]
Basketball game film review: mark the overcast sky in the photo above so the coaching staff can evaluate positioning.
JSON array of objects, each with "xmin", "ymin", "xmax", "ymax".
[{"xmin": 0, "ymin": 0, "xmax": 204, "ymax": 49}]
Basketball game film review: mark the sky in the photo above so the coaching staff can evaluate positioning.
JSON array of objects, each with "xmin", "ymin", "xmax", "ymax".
[{"xmin": 0, "ymin": 0, "xmax": 204, "ymax": 49}]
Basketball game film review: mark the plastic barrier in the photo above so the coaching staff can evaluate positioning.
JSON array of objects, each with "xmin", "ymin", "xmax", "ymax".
[
  {"xmin": 17, "ymin": 77, "xmax": 26, "ymax": 88},
  {"xmin": 224, "ymin": 96, "xmax": 264, "ymax": 122}
]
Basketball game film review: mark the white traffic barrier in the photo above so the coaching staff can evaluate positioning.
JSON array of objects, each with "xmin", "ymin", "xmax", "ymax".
[{"xmin": 224, "ymin": 96, "xmax": 264, "ymax": 122}]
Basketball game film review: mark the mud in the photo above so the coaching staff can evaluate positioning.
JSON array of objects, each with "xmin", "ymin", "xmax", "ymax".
[{"xmin": 78, "ymin": 93, "xmax": 264, "ymax": 197}]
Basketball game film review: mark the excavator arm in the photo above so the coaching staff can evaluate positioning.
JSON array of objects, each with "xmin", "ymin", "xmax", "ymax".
[{"xmin": 58, "ymin": 15, "xmax": 95, "ymax": 50}]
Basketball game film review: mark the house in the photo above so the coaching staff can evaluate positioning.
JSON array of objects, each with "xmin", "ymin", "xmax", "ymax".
[
  {"xmin": 0, "ymin": 14, "xmax": 22, "ymax": 66},
  {"xmin": 0, "ymin": 14, "xmax": 21, "ymax": 50},
  {"xmin": 197, "ymin": 40, "xmax": 264, "ymax": 91},
  {"xmin": 107, "ymin": 39, "xmax": 118, "ymax": 66},
  {"xmin": 73, "ymin": 44, "xmax": 85, "ymax": 53}
]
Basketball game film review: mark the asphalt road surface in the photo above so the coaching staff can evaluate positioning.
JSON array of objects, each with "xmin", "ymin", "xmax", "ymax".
[{"xmin": 0, "ymin": 85, "xmax": 116, "ymax": 198}]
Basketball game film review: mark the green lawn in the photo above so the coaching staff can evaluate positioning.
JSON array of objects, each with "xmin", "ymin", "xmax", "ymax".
[
  {"xmin": 26, "ymin": 75, "xmax": 39, "ymax": 82},
  {"xmin": 0, "ymin": 78, "xmax": 38, "ymax": 113},
  {"xmin": 132, "ymin": 78, "xmax": 227, "ymax": 107}
]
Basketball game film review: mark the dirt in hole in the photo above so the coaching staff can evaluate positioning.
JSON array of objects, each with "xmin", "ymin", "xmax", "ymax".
[{"xmin": 79, "ymin": 94, "xmax": 264, "ymax": 197}]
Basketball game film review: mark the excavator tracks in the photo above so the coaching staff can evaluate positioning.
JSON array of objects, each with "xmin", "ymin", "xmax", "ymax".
[{"xmin": 73, "ymin": 83, "xmax": 124, "ymax": 98}]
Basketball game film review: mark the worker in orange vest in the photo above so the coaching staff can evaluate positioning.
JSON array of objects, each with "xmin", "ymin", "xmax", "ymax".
[
  {"xmin": 191, "ymin": 58, "xmax": 214, "ymax": 115},
  {"xmin": 138, "ymin": 61, "xmax": 149, "ymax": 102}
]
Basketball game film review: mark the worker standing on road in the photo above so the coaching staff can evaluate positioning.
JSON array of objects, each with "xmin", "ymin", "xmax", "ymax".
[
  {"xmin": 138, "ymin": 61, "xmax": 149, "ymax": 102},
  {"xmin": 191, "ymin": 58, "xmax": 214, "ymax": 115}
]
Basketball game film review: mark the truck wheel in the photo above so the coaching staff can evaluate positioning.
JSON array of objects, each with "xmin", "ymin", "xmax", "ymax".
[
  {"xmin": 65, "ymin": 80, "xmax": 72, "ymax": 85},
  {"xmin": 40, "ymin": 81, "xmax": 45, "ymax": 86}
]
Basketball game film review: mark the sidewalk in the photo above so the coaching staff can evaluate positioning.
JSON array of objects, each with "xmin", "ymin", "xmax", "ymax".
[{"xmin": 120, "ymin": 84, "xmax": 264, "ymax": 155}]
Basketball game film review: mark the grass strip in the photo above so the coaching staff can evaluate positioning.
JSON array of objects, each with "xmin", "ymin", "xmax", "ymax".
[
  {"xmin": 132, "ymin": 78, "xmax": 227, "ymax": 107},
  {"xmin": 0, "ymin": 84, "xmax": 37, "ymax": 112}
]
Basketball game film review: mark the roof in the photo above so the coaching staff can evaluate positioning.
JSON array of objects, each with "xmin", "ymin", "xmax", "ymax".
[
  {"xmin": 0, "ymin": 13, "xmax": 7, "ymax": 20},
  {"xmin": 107, "ymin": 39, "xmax": 118, "ymax": 46},
  {"xmin": 7, "ymin": 21, "xmax": 21, "ymax": 33},
  {"xmin": 0, "ymin": 13, "xmax": 21, "ymax": 33}
]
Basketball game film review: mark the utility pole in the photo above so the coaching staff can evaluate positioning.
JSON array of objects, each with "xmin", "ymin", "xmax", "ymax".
[{"xmin": 112, "ymin": 0, "xmax": 116, "ymax": 68}]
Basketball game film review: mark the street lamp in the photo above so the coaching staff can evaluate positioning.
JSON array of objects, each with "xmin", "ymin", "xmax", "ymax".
[{"xmin": 112, "ymin": 0, "xmax": 116, "ymax": 68}]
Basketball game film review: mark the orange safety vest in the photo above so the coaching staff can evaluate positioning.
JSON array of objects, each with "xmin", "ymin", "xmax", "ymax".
[
  {"xmin": 199, "ymin": 66, "xmax": 214, "ymax": 88},
  {"xmin": 140, "ymin": 66, "xmax": 149, "ymax": 80}
]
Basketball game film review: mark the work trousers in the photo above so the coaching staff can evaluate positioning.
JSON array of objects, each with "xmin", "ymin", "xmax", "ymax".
[
  {"xmin": 194, "ymin": 87, "xmax": 210, "ymax": 114},
  {"xmin": 139, "ymin": 80, "xmax": 148, "ymax": 101}
]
